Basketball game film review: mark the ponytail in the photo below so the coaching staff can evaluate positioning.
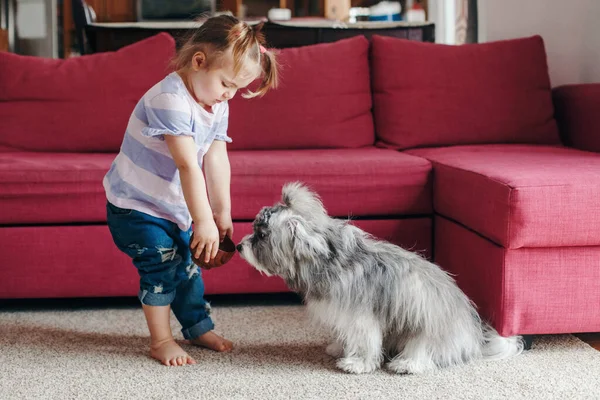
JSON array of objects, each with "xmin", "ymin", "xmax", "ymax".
[
  {"xmin": 244, "ymin": 47, "xmax": 279, "ymax": 98},
  {"xmin": 242, "ymin": 22, "xmax": 279, "ymax": 98}
]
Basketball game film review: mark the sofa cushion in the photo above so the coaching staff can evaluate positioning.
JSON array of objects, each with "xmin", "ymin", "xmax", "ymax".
[
  {"xmin": 407, "ymin": 145, "xmax": 600, "ymax": 249},
  {"xmin": 0, "ymin": 152, "xmax": 113, "ymax": 225},
  {"xmin": 229, "ymin": 148, "xmax": 431, "ymax": 219},
  {"xmin": 0, "ymin": 148, "xmax": 431, "ymax": 225},
  {"xmin": 0, "ymin": 218, "xmax": 433, "ymax": 298},
  {"xmin": 0, "ymin": 33, "xmax": 175, "ymax": 153},
  {"xmin": 227, "ymin": 36, "xmax": 374, "ymax": 150},
  {"xmin": 435, "ymin": 215, "xmax": 600, "ymax": 336},
  {"xmin": 372, "ymin": 35, "xmax": 560, "ymax": 150}
]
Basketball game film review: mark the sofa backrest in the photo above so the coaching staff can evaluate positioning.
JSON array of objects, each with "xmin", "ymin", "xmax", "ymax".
[
  {"xmin": 0, "ymin": 33, "xmax": 175, "ymax": 152},
  {"xmin": 370, "ymin": 34, "xmax": 561, "ymax": 150},
  {"xmin": 1, "ymin": 32, "xmax": 566, "ymax": 153},
  {"xmin": 227, "ymin": 36, "xmax": 374, "ymax": 150}
]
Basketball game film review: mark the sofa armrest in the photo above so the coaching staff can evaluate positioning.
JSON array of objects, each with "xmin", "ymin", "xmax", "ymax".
[{"xmin": 553, "ymin": 83, "xmax": 600, "ymax": 152}]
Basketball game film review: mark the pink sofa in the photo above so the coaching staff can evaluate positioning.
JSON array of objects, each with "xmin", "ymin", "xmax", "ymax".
[{"xmin": 1, "ymin": 33, "xmax": 599, "ymax": 338}]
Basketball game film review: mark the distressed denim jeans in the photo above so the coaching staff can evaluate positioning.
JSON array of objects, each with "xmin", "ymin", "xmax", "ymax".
[{"xmin": 106, "ymin": 202, "xmax": 214, "ymax": 340}]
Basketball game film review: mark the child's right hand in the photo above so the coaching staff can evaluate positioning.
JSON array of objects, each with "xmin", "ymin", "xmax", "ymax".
[{"xmin": 192, "ymin": 220, "xmax": 220, "ymax": 263}]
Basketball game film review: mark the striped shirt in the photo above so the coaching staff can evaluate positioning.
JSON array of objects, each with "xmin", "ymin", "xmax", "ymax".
[{"xmin": 103, "ymin": 72, "xmax": 231, "ymax": 231}]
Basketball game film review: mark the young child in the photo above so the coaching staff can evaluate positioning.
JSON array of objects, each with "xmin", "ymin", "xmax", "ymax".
[{"xmin": 103, "ymin": 15, "xmax": 278, "ymax": 366}]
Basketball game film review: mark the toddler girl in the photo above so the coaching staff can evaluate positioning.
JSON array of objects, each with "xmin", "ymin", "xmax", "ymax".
[{"xmin": 103, "ymin": 15, "xmax": 278, "ymax": 366}]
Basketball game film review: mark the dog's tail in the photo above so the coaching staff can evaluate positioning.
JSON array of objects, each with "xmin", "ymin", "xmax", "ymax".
[{"xmin": 481, "ymin": 324, "xmax": 525, "ymax": 361}]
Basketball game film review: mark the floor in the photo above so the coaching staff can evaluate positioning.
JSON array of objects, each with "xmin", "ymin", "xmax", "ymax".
[
  {"xmin": 1, "ymin": 294, "xmax": 599, "ymax": 351},
  {"xmin": 2, "ymin": 301, "xmax": 599, "ymax": 399}
]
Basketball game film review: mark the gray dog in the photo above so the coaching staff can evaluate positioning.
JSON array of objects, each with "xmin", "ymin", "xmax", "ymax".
[{"xmin": 237, "ymin": 182, "xmax": 524, "ymax": 374}]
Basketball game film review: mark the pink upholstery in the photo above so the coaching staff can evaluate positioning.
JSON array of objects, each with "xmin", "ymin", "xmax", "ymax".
[
  {"xmin": 0, "ymin": 152, "xmax": 112, "ymax": 225},
  {"xmin": 0, "ymin": 33, "xmax": 175, "ymax": 152},
  {"xmin": 554, "ymin": 84, "xmax": 600, "ymax": 153},
  {"xmin": 228, "ymin": 36, "xmax": 374, "ymax": 150},
  {"xmin": 0, "ymin": 218, "xmax": 431, "ymax": 299},
  {"xmin": 435, "ymin": 216, "xmax": 600, "ymax": 336},
  {"xmin": 408, "ymin": 144, "xmax": 600, "ymax": 249},
  {"xmin": 0, "ymin": 148, "xmax": 431, "ymax": 225},
  {"xmin": 229, "ymin": 148, "xmax": 432, "ymax": 219},
  {"xmin": 2, "ymin": 31, "xmax": 600, "ymax": 338},
  {"xmin": 371, "ymin": 35, "xmax": 560, "ymax": 150}
]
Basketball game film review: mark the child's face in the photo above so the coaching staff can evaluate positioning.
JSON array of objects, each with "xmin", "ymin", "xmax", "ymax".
[{"xmin": 186, "ymin": 50, "xmax": 259, "ymax": 108}]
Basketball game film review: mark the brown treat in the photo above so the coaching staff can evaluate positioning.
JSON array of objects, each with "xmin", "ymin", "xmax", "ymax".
[{"xmin": 189, "ymin": 234, "xmax": 236, "ymax": 269}]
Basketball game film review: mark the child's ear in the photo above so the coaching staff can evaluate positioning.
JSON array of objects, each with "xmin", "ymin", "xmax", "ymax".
[{"xmin": 192, "ymin": 52, "xmax": 207, "ymax": 70}]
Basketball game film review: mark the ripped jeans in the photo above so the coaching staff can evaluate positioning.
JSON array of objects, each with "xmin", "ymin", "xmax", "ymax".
[{"xmin": 106, "ymin": 202, "xmax": 214, "ymax": 340}]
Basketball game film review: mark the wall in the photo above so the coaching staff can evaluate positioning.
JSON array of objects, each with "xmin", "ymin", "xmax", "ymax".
[{"xmin": 478, "ymin": 0, "xmax": 600, "ymax": 86}]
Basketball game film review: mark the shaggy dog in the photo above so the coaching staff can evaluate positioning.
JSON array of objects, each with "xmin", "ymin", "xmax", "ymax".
[{"xmin": 237, "ymin": 183, "xmax": 524, "ymax": 374}]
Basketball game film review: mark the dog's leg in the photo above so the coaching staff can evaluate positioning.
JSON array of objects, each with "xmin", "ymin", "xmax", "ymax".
[
  {"xmin": 325, "ymin": 341, "xmax": 344, "ymax": 358},
  {"xmin": 387, "ymin": 335, "xmax": 437, "ymax": 374},
  {"xmin": 335, "ymin": 315, "xmax": 383, "ymax": 374}
]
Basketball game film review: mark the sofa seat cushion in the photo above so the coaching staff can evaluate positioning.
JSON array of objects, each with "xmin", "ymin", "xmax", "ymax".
[
  {"xmin": 229, "ymin": 148, "xmax": 432, "ymax": 219},
  {"xmin": 407, "ymin": 145, "xmax": 600, "ymax": 248},
  {"xmin": 1, "ymin": 148, "xmax": 431, "ymax": 225},
  {"xmin": 0, "ymin": 152, "xmax": 113, "ymax": 225}
]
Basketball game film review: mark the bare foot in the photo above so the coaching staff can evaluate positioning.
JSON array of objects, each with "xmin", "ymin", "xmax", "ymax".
[
  {"xmin": 190, "ymin": 331, "xmax": 234, "ymax": 352},
  {"xmin": 150, "ymin": 338, "xmax": 197, "ymax": 366}
]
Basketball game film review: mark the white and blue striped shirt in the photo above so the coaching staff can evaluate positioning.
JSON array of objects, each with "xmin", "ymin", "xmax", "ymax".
[{"xmin": 103, "ymin": 72, "xmax": 231, "ymax": 231}]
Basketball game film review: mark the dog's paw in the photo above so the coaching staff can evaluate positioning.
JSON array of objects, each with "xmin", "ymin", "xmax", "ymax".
[
  {"xmin": 336, "ymin": 357, "xmax": 378, "ymax": 374},
  {"xmin": 325, "ymin": 342, "xmax": 344, "ymax": 358},
  {"xmin": 387, "ymin": 358, "xmax": 436, "ymax": 375}
]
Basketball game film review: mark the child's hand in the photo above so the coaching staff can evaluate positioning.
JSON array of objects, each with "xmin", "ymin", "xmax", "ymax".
[
  {"xmin": 214, "ymin": 211, "xmax": 234, "ymax": 242},
  {"xmin": 192, "ymin": 220, "xmax": 220, "ymax": 263}
]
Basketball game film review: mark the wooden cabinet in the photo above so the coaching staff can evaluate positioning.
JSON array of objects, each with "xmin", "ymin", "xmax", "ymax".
[
  {"xmin": 0, "ymin": 29, "xmax": 8, "ymax": 52},
  {"xmin": 63, "ymin": 0, "xmax": 432, "ymax": 57},
  {"xmin": 62, "ymin": 0, "xmax": 136, "ymax": 57},
  {"xmin": 88, "ymin": 20, "xmax": 434, "ymax": 53},
  {"xmin": 78, "ymin": 0, "xmax": 136, "ymax": 22},
  {"xmin": 102, "ymin": 0, "xmax": 136, "ymax": 21}
]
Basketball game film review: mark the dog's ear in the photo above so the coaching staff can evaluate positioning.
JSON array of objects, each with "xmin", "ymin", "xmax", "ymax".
[
  {"xmin": 287, "ymin": 216, "xmax": 329, "ymax": 260},
  {"xmin": 282, "ymin": 182, "xmax": 327, "ymax": 221}
]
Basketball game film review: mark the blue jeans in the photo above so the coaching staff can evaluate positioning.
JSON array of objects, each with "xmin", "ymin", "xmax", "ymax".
[{"xmin": 106, "ymin": 202, "xmax": 214, "ymax": 340}]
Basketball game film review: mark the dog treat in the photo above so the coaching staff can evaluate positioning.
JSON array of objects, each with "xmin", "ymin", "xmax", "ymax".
[{"xmin": 189, "ymin": 234, "xmax": 236, "ymax": 269}]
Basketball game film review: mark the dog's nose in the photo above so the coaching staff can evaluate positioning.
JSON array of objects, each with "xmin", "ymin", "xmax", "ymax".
[{"xmin": 236, "ymin": 244, "xmax": 243, "ymax": 253}]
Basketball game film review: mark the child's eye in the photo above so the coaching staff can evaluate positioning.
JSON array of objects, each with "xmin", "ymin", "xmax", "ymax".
[{"xmin": 221, "ymin": 81, "xmax": 229, "ymax": 88}]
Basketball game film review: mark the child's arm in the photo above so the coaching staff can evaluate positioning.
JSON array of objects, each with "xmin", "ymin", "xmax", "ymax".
[
  {"xmin": 164, "ymin": 135, "xmax": 219, "ymax": 262},
  {"xmin": 203, "ymin": 140, "xmax": 233, "ymax": 240}
]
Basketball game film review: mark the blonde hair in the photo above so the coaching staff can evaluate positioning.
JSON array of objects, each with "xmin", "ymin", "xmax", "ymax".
[{"xmin": 172, "ymin": 15, "xmax": 279, "ymax": 98}]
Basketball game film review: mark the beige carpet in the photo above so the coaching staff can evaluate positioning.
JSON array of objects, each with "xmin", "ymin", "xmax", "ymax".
[{"xmin": 1, "ymin": 299, "xmax": 599, "ymax": 400}]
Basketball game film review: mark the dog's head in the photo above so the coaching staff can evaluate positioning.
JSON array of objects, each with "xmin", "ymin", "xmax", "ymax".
[{"xmin": 237, "ymin": 182, "xmax": 333, "ymax": 280}]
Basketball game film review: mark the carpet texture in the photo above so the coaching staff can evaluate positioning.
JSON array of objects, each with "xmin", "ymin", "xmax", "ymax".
[{"xmin": 1, "ymin": 302, "xmax": 599, "ymax": 400}]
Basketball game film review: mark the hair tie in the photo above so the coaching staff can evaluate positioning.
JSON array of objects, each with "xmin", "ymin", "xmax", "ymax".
[{"xmin": 259, "ymin": 45, "xmax": 267, "ymax": 54}]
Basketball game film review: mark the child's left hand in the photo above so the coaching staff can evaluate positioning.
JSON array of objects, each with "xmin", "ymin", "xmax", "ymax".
[{"xmin": 214, "ymin": 211, "xmax": 234, "ymax": 242}]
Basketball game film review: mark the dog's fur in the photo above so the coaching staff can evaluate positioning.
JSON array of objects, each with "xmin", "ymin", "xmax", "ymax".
[{"xmin": 237, "ymin": 182, "xmax": 524, "ymax": 374}]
